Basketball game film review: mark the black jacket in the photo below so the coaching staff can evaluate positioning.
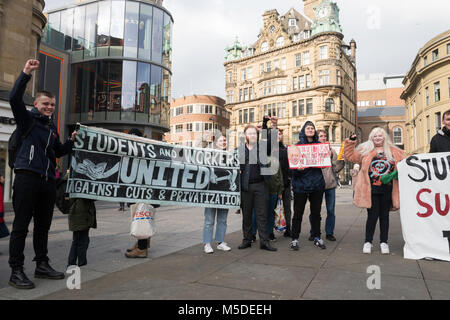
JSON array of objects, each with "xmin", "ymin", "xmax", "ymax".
[
  {"xmin": 429, "ymin": 128, "xmax": 450, "ymax": 153},
  {"xmin": 290, "ymin": 123, "xmax": 325, "ymax": 194},
  {"xmin": 9, "ymin": 72, "xmax": 74, "ymax": 180}
]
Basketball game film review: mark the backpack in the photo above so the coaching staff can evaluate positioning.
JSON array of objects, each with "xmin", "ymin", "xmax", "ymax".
[
  {"xmin": 55, "ymin": 177, "xmax": 71, "ymax": 214},
  {"xmin": 8, "ymin": 119, "xmax": 36, "ymax": 169}
]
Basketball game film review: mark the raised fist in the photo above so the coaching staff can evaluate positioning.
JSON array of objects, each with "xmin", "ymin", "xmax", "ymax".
[{"xmin": 23, "ymin": 59, "xmax": 40, "ymax": 75}]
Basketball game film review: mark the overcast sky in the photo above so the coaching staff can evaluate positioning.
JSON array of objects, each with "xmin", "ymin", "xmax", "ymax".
[{"xmin": 44, "ymin": 0, "xmax": 450, "ymax": 99}]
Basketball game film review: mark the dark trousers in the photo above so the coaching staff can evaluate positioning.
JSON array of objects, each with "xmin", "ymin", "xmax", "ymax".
[
  {"xmin": 282, "ymin": 185, "xmax": 292, "ymax": 232},
  {"xmin": 241, "ymin": 182, "xmax": 269, "ymax": 243},
  {"xmin": 138, "ymin": 239, "xmax": 149, "ymax": 250},
  {"xmin": 366, "ymin": 191, "xmax": 392, "ymax": 243},
  {"xmin": 9, "ymin": 173, "xmax": 56, "ymax": 268},
  {"xmin": 68, "ymin": 230, "xmax": 90, "ymax": 266},
  {"xmin": 292, "ymin": 191, "xmax": 324, "ymax": 240}
]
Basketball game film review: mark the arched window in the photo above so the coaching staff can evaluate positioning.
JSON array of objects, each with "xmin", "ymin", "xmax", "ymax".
[
  {"xmin": 393, "ymin": 127, "xmax": 403, "ymax": 145},
  {"xmin": 325, "ymin": 98, "xmax": 335, "ymax": 112},
  {"xmin": 261, "ymin": 41, "xmax": 268, "ymax": 52},
  {"xmin": 276, "ymin": 37, "xmax": 285, "ymax": 47}
]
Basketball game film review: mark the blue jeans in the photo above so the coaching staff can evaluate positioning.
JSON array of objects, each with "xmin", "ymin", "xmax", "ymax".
[
  {"xmin": 203, "ymin": 207, "xmax": 229, "ymax": 244},
  {"xmin": 252, "ymin": 194, "xmax": 278, "ymax": 235},
  {"xmin": 309, "ymin": 188, "xmax": 336, "ymax": 236}
]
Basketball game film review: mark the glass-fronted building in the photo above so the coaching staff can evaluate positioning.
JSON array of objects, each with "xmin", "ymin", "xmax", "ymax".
[{"xmin": 42, "ymin": 0, "xmax": 173, "ymax": 139}]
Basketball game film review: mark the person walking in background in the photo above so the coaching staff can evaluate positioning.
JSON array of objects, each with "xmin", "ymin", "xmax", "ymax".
[
  {"xmin": 238, "ymin": 122, "xmax": 277, "ymax": 252},
  {"xmin": 8, "ymin": 59, "xmax": 77, "ymax": 289},
  {"xmin": 203, "ymin": 134, "xmax": 232, "ymax": 254},
  {"xmin": 0, "ymin": 175, "xmax": 9, "ymax": 246},
  {"xmin": 429, "ymin": 109, "xmax": 450, "ymax": 153},
  {"xmin": 344, "ymin": 127, "xmax": 405, "ymax": 255},
  {"xmin": 308, "ymin": 129, "xmax": 344, "ymax": 242},
  {"xmin": 290, "ymin": 121, "xmax": 326, "ymax": 251}
]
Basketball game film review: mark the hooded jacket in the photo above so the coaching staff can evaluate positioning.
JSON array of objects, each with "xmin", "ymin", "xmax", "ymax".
[
  {"xmin": 429, "ymin": 127, "xmax": 450, "ymax": 153},
  {"xmin": 9, "ymin": 72, "xmax": 74, "ymax": 180},
  {"xmin": 290, "ymin": 123, "xmax": 325, "ymax": 194}
]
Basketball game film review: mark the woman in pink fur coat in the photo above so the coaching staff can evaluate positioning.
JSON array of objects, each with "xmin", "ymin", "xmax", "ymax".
[{"xmin": 344, "ymin": 128, "xmax": 405, "ymax": 255}]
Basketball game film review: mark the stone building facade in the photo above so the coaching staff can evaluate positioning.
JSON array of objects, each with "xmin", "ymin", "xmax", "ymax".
[
  {"xmin": 401, "ymin": 30, "xmax": 450, "ymax": 155},
  {"xmin": 0, "ymin": 0, "xmax": 47, "ymax": 201},
  {"xmin": 224, "ymin": 0, "xmax": 357, "ymax": 155},
  {"xmin": 165, "ymin": 95, "xmax": 230, "ymax": 148}
]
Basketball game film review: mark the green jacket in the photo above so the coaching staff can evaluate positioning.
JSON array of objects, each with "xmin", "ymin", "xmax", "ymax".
[
  {"xmin": 268, "ymin": 158, "xmax": 284, "ymax": 195},
  {"xmin": 68, "ymin": 198, "xmax": 97, "ymax": 232}
]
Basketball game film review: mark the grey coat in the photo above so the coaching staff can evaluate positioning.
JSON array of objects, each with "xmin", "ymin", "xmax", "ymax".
[{"xmin": 321, "ymin": 148, "xmax": 345, "ymax": 190}]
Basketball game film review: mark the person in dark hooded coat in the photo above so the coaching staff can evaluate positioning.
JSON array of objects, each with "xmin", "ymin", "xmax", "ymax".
[{"xmin": 289, "ymin": 121, "xmax": 326, "ymax": 251}]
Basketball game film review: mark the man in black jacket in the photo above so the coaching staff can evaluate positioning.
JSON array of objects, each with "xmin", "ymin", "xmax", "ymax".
[
  {"xmin": 429, "ymin": 109, "xmax": 450, "ymax": 153},
  {"xmin": 8, "ymin": 59, "xmax": 77, "ymax": 289}
]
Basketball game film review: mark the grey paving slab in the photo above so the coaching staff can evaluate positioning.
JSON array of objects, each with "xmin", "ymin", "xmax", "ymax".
[
  {"xmin": 302, "ymin": 268, "xmax": 431, "ymax": 300},
  {"xmin": 424, "ymin": 279, "xmax": 450, "ymax": 300},
  {"xmin": 418, "ymin": 259, "xmax": 450, "ymax": 282},
  {"xmin": 198, "ymin": 261, "xmax": 316, "ymax": 298}
]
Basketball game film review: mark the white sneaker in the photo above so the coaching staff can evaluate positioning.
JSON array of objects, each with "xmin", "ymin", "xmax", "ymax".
[
  {"xmin": 204, "ymin": 243, "xmax": 214, "ymax": 254},
  {"xmin": 217, "ymin": 242, "xmax": 231, "ymax": 251},
  {"xmin": 380, "ymin": 243, "xmax": 390, "ymax": 255},
  {"xmin": 363, "ymin": 242, "xmax": 372, "ymax": 254}
]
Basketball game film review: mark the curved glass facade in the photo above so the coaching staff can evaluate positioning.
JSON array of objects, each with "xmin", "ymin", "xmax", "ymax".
[{"xmin": 43, "ymin": 0, "xmax": 173, "ymax": 131}]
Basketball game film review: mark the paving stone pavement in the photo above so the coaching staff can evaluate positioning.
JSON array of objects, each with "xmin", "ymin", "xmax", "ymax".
[{"xmin": 0, "ymin": 188, "xmax": 448, "ymax": 300}]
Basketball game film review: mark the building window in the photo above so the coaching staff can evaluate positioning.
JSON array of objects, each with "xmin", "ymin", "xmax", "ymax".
[
  {"xmin": 175, "ymin": 106, "xmax": 183, "ymax": 116},
  {"xmin": 295, "ymin": 53, "xmax": 301, "ymax": 67},
  {"xmin": 393, "ymin": 127, "xmax": 402, "ymax": 145},
  {"xmin": 247, "ymin": 67, "xmax": 253, "ymax": 79},
  {"xmin": 289, "ymin": 18, "xmax": 296, "ymax": 27},
  {"xmin": 306, "ymin": 98, "xmax": 313, "ymax": 114},
  {"xmin": 320, "ymin": 45, "xmax": 328, "ymax": 60},
  {"xmin": 175, "ymin": 124, "xmax": 183, "ymax": 133},
  {"xmin": 435, "ymin": 112, "xmax": 441, "ymax": 131},
  {"xmin": 425, "ymin": 87, "xmax": 429, "ymax": 106},
  {"xmin": 226, "ymin": 91, "xmax": 233, "ymax": 104},
  {"xmin": 241, "ymin": 69, "xmax": 246, "ymax": 81},
  {"xmin": 325, "ymin": 98, "xmax": 335, "ymax": 112},
  {"xmin": 249, "ymin": 87, "xmax": 253, "ymax": 100},
  {"xmin": 426, "ymin": 115, "xmax": 430, "ymax": 143},
  {"xmin": 293, "ymin": 77, "xmax": 298, "ymax": 91},
  {"xmin": 434, "ymin": 82, "xmax": 440, "ymax": 102},
  {"xmin": 274, "ymin": 59, "xmax": 280, "ymax": 70},
  {"xmin": 432, "ymin": 49, "xmax": 439, "ymax": 61},
  {"xmin": 266, "ymin": 61, "xmax": 272, "ymax": 72},
  {"xmin": 276, "ymin": 37, "xmax": 285, "ymax": 47},
  {"xmin": 305, "ymin": 74, "xmax": 311, "ymax": 88},
  {"xmin": 319, "ymin": 70, "xmax": 329, "ymax": 85},
  {"xmin": 281, "ymin": 58, "xmax": 286, "ymax": 70},
  {"xmin": 303, "ymin": 51, "xmax": 310, "ymax": 65},
  {"xmin": 299, "ymin": 75, "xmax": 305, "ymax": 89},
  {"xmin": 186, "ymin": 105, "xmax": 193, "ymax": 114},
  {"xmin": 239, "ymin": 89, "xmax": 243, "ymax": 102},
  {"xmin": 259, "ymin": 63, "xmax": 264, "ymax": 75},
  {"xmin": 249, "ymin": 108, "xmax": 255, "ymax": 123},
  {"xmin": 292, "ymin": 101, "xmax": 298, "ymax": 117},
  {"xmin": 424, "ymin": 56, "xmax": 428, "ymax": 67},
  {"xmin": 227, "ymin": 71, "xmax": 232, "ymax": 83},
  {"xmin": 332, "ymin": 127, "xmax": 336, "ymax": 142},
  {"xmin": 336, "ymin": 47, "xmax": 340, "ymax": 59},
  {"xmin": 186, "ymin": 123, "xmax": 193, "ymax": 132},
  {"xmin": 261, "ymin": 41, "xmax": 268, "ymax": 52},
  {"xmin": 239, "ymin": 110, "xmax": 242, "ymax": 124},
  {"xmin": 243, "ymin": 109, "xmax": 248, "ymax": 123},
  {"xmin": 299, "ymin": 99, "xmax": 305, "ymax": 115},
  {"xmin": 447, "ymin": 43, "xmax": 450, "ymax": 54}
]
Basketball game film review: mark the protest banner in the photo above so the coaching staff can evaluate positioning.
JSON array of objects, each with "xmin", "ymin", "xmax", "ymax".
[
  {"xmin": 287, "ymin": 143, "xmax": 331, "ymax": 169},
  {"xmin": 67, "ymin": 124, "xmax": 241, "ymax": 209},
  {"xmin": 398, "ymin": 152, "xmax": 450, "ymax": 261}
]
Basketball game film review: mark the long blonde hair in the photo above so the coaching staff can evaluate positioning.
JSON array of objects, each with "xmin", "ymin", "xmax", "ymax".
[{"xmin": 356, "ymin": 127, "xmax": 395, "ymax": 162}]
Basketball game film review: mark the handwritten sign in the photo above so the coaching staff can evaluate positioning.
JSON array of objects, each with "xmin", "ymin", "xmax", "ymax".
[{"xmin": 287, "ymin": 143, "xmax": 331, "ymax": 169}]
